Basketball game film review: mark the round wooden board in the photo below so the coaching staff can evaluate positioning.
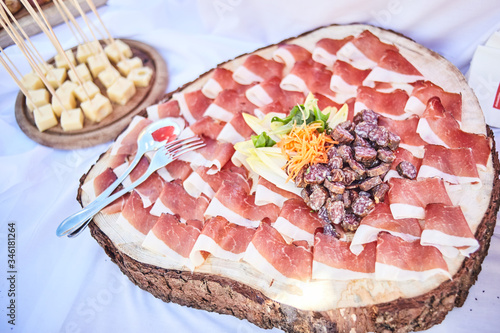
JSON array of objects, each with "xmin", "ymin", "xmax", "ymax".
[{"xmin": 15, "ymin": 39, "xmax": 168, "ymax": 150}]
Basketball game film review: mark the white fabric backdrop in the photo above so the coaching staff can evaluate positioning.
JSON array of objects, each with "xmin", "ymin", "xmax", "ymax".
[{"xmin": 0, "ymin": 1, "xmax": 499, "ymax": 332}]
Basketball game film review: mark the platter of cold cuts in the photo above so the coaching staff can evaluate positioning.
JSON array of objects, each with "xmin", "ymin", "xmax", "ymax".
[{"xmin": 77, "ymin": 24, "xmax": 499, "ymax": 332}]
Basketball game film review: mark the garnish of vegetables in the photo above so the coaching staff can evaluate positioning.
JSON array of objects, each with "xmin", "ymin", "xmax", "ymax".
[{"xmin": 277, "ymin": 122, "xmax": 336, "ymax": 181}]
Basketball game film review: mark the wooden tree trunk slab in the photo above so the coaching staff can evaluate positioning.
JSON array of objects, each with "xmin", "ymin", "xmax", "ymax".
[{"xmin": 78, "ymin": 24, "xmax": 500, "ymax": 332}]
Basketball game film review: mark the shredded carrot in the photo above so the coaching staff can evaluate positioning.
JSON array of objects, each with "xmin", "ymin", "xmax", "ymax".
[{"xmin": 277, "ymin": 122, "xmax": 336, "ymax": 182}]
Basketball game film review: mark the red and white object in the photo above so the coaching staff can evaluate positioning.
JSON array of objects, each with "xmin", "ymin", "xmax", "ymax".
[
  {"xmin": 232, "ymin": 54, "xmax": 284, "ymax": 85},
  {"xmin": 363, "ymin": 49, "xmax": 424, "ymax": 85},
  {"xmin": 272, "ymin": 43, "xmax": 312, "ymax": 69},
  {"xmin": 354, "ymin": 86, "xmax": 409, "ymax": 120},
  {"xmin": 201, "ymin": 67, "xmax": 246, "ymax": 99},
  {"xmin": 312, "ymin": 36, "xmax": 354, "ymax": 67},
  {"xmin": 172, "ymin": 90, "xmax": 213, "ymax": 125}
]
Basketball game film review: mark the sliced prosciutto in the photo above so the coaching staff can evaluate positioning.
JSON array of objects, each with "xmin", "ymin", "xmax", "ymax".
[
  {"xmin": 150, "ymin": 179, "xmax": 210, "ymax": 222},
  {"xmin": 355, "ymin": 86, "xmax": 409, "ymax": 120},
  {"xmin": 383, "ymin": 147, "xmax": 423, "ymax": 181},
  {"xmin": 232, "ymin": 54, "xmax": 284, "ymax": 85},
  {"xmin": 156, "ymin": 159, "xmax": 193, "ymax": 182},
  {"xmin": 243, "ymin": 222, "xmax": 313, "ymax": 283},
  {"xmin": 204, "ymin": 175, "xmax": 280, "ymax": 228},
  {"xmin": 417, "ymin": 98, "xmax": 491, "ymax": 168},
  {"xmin": 185, "ymin": 116, "xmax": 226, "ymax": 141},
  {"xmin": 417, "ymin": 145, "xmax": 480, "ymax": 185},
  {"xmin": 254, "ymin": 176, "xmax": 301, "ymax": 207},
  {"xmin": 203, "ymin": 88, "xmax": 257, "ymax": 123},
  {"xmin": 128, "ymin": 156, "xmax": 165, "ymax": 207},
  {"xmin": 312, "ymin": 36, "xmax": 354, "ymax": 67},
  {"xmin": 378, "ymin": 115, "xmax": 426, "ymax": 157},
  {"xmin": 142, "ymin": 214, "xmax": 204, "ymax": 271},
  {"xmin": 146, "ymin": 99, "xmax": 181, "ymax": 121},
  {"xmin": 388, "ymin": 177, "xmax": 453, "ymax": 219},
  {"xmin": 216, "ymin": 112, "xmax": 255, "ymax": 144},
  {"xmin": 116, "ymin": 191, "xmax": 159, "ymax": 235},
  {"xmin": 172, "ymin": 89, "xmax": 213, "ymax": 125},
  {"xmin": 178, "ymin": 136, "xmax": 235, "ymax": 174},
  {"xmin": 404, "ymin": 81, "xmax": 462, "ymax": 122},
  {"xmin": 330, "ymin": 60, "xmax": 371, "ymax": 96},
  {"xmin": 350, "ymin": 203, "xmax": 421, "ymax": 255},
  {"xmin": 273, "ymin": 199, "xmax": 324, "ymax": 244},
  {"xmin": 364, "ymin": 49, "xmax": 424, "ymax": 85},
  {"xmin": 421, "ymin": 203, "xmax": 479, "ymax": 258},
  {"xmin": 201, "ymin": 67, "xmax": 246, "ymax": 99},
  {"xmin": 83, "ymin": 167, "xmax": 127, "ymax": 214},
  {"xmin": 337, "ymin": 30, "xmax": 399, "ymax": 70},
  {"xmin": 110, "ymin": 116, "xmax": 152, "ymax": 156},
  {"xmin": 313, "ymin": 233, "xmax": 375, "ymax": 280},
  {"xmin": 272, "ymin": 43, "xmax": 312, "ymax": 69},
  {"xmin": 375, "ymin": 232, "xmax": 451, "ymax": 281},
  {"xmin": 245, "ymin": 76, "xmax": 305, "ymax": 109},
  {"xmin": 191, "ymin": 216, "xmax": 256, "ymax": 262}
]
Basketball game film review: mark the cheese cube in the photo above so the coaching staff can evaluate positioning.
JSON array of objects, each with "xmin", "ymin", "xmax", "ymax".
[
  {"xmin": 105, "ymin": 40, "xmax": 132, "ymax": 63},
  {"xmin": 58, "ymin": 80, "xmax": 79, "ymax": 96},
  {"xmin": 52, "ymin": 87, "xmax": 77, "ymax": 117},
  {"xmin": 87, "ymin": 53, "xmax": 109, "ymax": 77},
  {"xmin": 107, "ymin": 77, "xmax": 136, "ymax": 105},
  {"xmin": 76, "ymin": 41, "xmax": 101, "ymax": 63},
  {"xmin": 34, "ymin": 104, "xmax": 58, "ymax": 132},
  {"xmin": 81, "ymin": 93, "xmax": 113, "ymax": 122},
  {"xmin": 74, "ymin": 81, "xmax": 100, "ymax": 102},
  {"xmin": 117, "ymin": 57, "xmax": 142, "ymax": 76},
  {"xmin": 97, "ymin": 66, "xmax": 121, "ymax": 88},
  {"xmin": 45, "ymin": 67, "xmax": 67, "ymax": 89},
  {"xmin": 55, "ymin": 50, "xmax": 77, "ymax": 69},
  {"xmin": 38, "ymin": 64, "xmax": 54, "ymax": 76},
  {"xmin": 128, "ymin": 66, "xmax": 153, "ymax": 87},
  {"xmin": 26, "ymin": 89, "xmax": 50, "ymax": 111},
  {"xmin": 60, "ymin": 108, "xmax": 84, "ymax": 131},
  {"xmin": 21, "ymin": 72, "xmax": 44, "ymax": 90},
  {"xmin": 68, "ymin": 63, "xmax": 92, "ymax": 83}
]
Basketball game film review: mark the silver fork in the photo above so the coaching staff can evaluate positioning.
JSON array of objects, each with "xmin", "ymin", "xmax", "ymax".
[{"xmin": 56, "ymin": 136, "xmax": 205, "ymax": 238}]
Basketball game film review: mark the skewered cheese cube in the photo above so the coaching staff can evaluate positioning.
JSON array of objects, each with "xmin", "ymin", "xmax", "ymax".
[
  {"xmin": 107, "ymin": 77, "xmax": 136, "ymax": 105},
  {"xmin": 55, "ymin": 50, "xmax": 77, "ymax": 69},
  {"xmin": 38, "ymin": 64, "xmax": 55, "ymax": 76},
  {"xmin": 87, "ymin": 52, "xmax": 109, "ymax": 77},
  {"xmin": 45, "ymin": 67, "xmax": 67, "ymax": 89},
  {"xmin": 68, "ymin": 63, "xmax": 92, "ymax": 83},
  {"xmin": 26, "ymin": 89, "xmax": 50, "ymax": 111},
  {"xmin": 74, "ymin": 81, "xmax": 100, "ymax": 102},
  {"xmin": 128, "ymin": 66, "xmax": 153, "ymax": 87},
  {"xmin": 21, "ymin": 72, "xmax": 44, "ymax": 90},
  {"xmin": 98, "ymin": 66, "xmax": 121, "ymax": 88},
  {"xmin": 81, "ymin": 93, "xmax": 113, "ymax": 122},
  {"xmin": 117, "ymin": 57, "xmax": 142, "ymax": 76},
  {"xmin": 58, "ymin": 80, "xmax": 79, "ymax": 96},
  {"xmin": 52, "ymin": 86, "xmax": 77, "ymax": 117},
  {"xmin": 105, "ymin": 40, "xmax": 132, "ymax": 63},
  {"xmin": 60, "ymin": 108, "xmax": 84, "ymax": 131},
  {"xmin": 34, "ymin": 104, "xmax": 58, "ymax": 132},
  {"xmin": 76, "ymin": 41, "xmax": 101, "ymax": 63}
]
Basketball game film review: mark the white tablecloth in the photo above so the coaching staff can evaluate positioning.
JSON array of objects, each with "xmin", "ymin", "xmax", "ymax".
[{"xmin": 1, "ymin": 1, "xmax": 500, "ymax": 332}]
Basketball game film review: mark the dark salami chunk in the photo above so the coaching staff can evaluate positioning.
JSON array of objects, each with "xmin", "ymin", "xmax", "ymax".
[
  {"xmin": 366, "ymin": 162, "xmax": 391, "ymax": 177},
  {"xmin": 338, "ymin": 120, "xmax": 355, "ymax": 132},
  {"xmin": 294, "ymin": 167, "xmax": 307, "ymax": 188},
  {"xmin": 359, "ymin": 176, "xmax": 382, "ymax": 191},
  {"xmin": 308, "ymin": 184, "xmax": 329, "ymax": 210},
  {"xmin": 368, "ymin": 126, "xmax": 389, "ymax": 147},
  {"xmin": 328, "ymin": 169, "xmax": 345, "ymax": 183},
  {"xmin": 331, "ymin": 126, "xmax": 354, "ymax": 144},
  {"xmin": 354, "ymin": 146, "xmax": 377, "ymax": 165},
  {"xmin": 337, "ymin": 145, "xmax": 353, "ymax": 162},
  {"xmin": 372, "ymin": 183, "xmax": 390, "ymax": 203},
  {"xmin": 396, "ymin": 160, "xmax": 417, "ymax": 179},
  {"xmin": 353, "ymin": 134, "xmax": 371, "ymax": 148},
  {"xmin": 377, "ymin": 148, "xmax": 396, "ymax": 163},
  {"xmin": 348, "ymin": 159, "xmax": 366, "ymax": 177},
  {"xmin": 342, "ymin": 168, "xmax": 357, "ymax": 185},
  {"xmin": 387, "ymin": 131, "xmax": 401, "ymax": 151},
  {"xmin": 341, "ymin": 212, "xmax": 360, "ymax": 232},
  {"xmin": 325, "ymin": 199, "xmax": 345, "ymax": 224},
  {"xmin": 351, "ymin": 195, "xmax": 375, "ymax": 217},
  {"xmin": 354, "ymin": 121, "xmax": 376, "ymax": 139},
  {"xmin": 324, "ymin": 179, "xmax": 345, "ymax": 194},
  {"xmin": 361, "ymin": 109, "xmax": 379, "ymax": 124},
  {"xmin": 304, "ymin": 164, "xmax": 330, "ymax": 184}
]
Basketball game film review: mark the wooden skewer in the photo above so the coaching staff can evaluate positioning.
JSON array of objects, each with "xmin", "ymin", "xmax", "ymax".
[
  {"xmin": 55, "ymin": 0, "xmax": 91, "ymax": 46},
  {"xmin": 0, "ymin": 49, "xmax": 36, "ymax": 109},
  {"xmin": 53, "ymin": 0, "xmax": 83, "ymax": 45},
  {"xmin": 0, "ymin": 44, "xmax": 23, "ymax": 78},
  {"xmin": 84, "ymin": 0, "xmax": 114, "ymax": 44}
]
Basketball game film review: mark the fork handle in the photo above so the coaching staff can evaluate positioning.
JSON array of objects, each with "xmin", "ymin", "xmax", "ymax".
[{"xmin": 56, "ymin": 162, "xmax": 157, "ymax": 238}]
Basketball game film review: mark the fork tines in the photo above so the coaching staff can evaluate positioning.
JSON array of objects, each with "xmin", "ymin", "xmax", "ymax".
[{"xmin": 166, "ymin": 136, "xmax": 206, "ymax": 158}]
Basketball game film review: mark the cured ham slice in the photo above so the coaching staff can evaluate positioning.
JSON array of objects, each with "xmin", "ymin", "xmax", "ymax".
[
  {"xmin": 421, "ymin": 203, "xmax": 479, "ymax": 258},
  {"xmin": 216, "ymin": 112, "xmax": 255, "ymax": 144},
  {"xmin": 330, "ymin": 60, "xmax": 371, "ymax": 96},
  {"xmin": 185, "ymin": 116, "xmax": 225, "ymax": 141},
  {"xmin": 254, "ymin": 176, "xmax": 301, "ymax": 207},
  {"xmin": 312, "ymin": 36, "xmax": 354, "ymax": 67},
  {"xmin": 203, "ymin": 88, "xmax": 257, "ymax": 123},
  {"xmin": 417, "ymin": 145, "xmax": 480, "ymax": 185},
  {"xmin": 383, "ymin": 147, "xmax": 423, "ymax": 182},
  {"xmin": 204, "ymin": 176, "xmax": 280, "ymax": 228},
  {"xmin": 245, "ymin": 76, "xmax": 305, "ymax": 108},
  {"xmin": 150, "ymin": 179, "xmax": 210, "ymax": 222},
  {"xmin": 83, "ymin": 167, "xmax": 128, "ymax": 214},
  {"xmin": 201, "ymin": 67, "xmax": 245, "ymax": 99},
  {"xmin": 404, "ymin": 81, "xmax": 462, "ymax": 122},
  {"xmin": 110, "ymin": 116, "xmax": 152, "ymax": 156},
  {"xmin": 272, "ymin": 43, "xmax": 312, "ymax": 69},
  {"xmin": 156, "ymin": 159, "xmax": 192, "ymax": 182},
  {"xmin": 337, "ymin": 30, "xmax": 398, "ymax": 70},
  {"xmin": 142, "ymin": 214, "xmax": 204, "ymax": 271},
  {"xmin": 371, "ymin": 81, "xmax": 414, "ymax": 95},
  {"xmin": 273, "ymin": 199, "xmax": 324, "ymax": 244},
  {"xmin": 417, "ymin": 98, "xmax": 491, "ymax": 168},
  {"xmin": 178, "ymin": 136, "xmax": 235, "ymax": 174},
  {"xmin": 191, "ymin": 216, "xmax": 256, "ymax": 262},
  {"xmin": 388, "ymin": 177, "xmax": 453, "ymax": 219},
  {"xmin": 232, "ymin": 54, "xmax": 284, "ymax": 85},
  {"xmin": 280, "ymin": 60, "xmax": 335, "ymax": 100},
  {"xmin": 378, "ymin": 115, "xmax": 426, "ymax": 157},
  {"xmin": 117, "ymin": 191, "xmax": 159, "ymax": 235},
  {"xmin": 313, "ymin": 233, "xmax": 376, "ymax": 280},
  {"xmin": 355, "ymin": 86, "xmax": 409, "ymax": 120},
  {"xmin": 128, "ymin": 156, "xmax": 165, "ymax": 207},
  {"xmin": 243, "ymin": 222, "xmax": 313, "ymax": 283},
  {"xmin": 254, "ymin": 100, "xmax": 288, "ymax": 118},
  {"xmin": 364, "ymin": 49, "xmax": 424, "ymax": 85},
  {"xmin": 146, "ymin": 99, "xmax": 181, "ymax": 121},
  {"xmin": 375, "ymin": 232, "xmax": 451, "ymax": 281},
  {"xmin": 350, "ymin": 203, "xmax": 421, "ymax": 255},
  {"xmin": 172, "ymin": 89, "xmax": 212, "ymax": 125}
]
